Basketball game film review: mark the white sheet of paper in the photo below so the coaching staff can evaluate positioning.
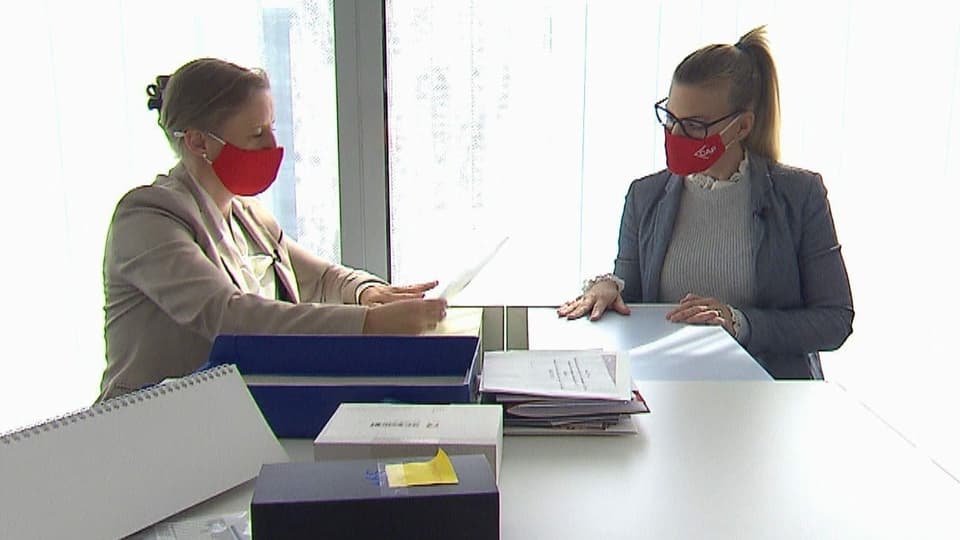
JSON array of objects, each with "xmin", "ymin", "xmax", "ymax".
[
  {"xmin": 480, "ymin": 350, "xmax": 631, "ymax": 400},
  {"xmin": 431, "ymin": 236, "xmax": 509, "ymax": 300}
]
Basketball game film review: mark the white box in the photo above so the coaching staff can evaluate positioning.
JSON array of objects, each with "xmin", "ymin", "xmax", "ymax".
[{"xmin": 314, "ymin": 403, "xmax": 503, "ymax": 481}]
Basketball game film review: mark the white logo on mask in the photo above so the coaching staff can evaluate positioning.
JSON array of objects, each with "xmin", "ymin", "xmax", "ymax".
[{"xmin": 694, "ymin": 145, "xmax": 717, "ymax": 160}]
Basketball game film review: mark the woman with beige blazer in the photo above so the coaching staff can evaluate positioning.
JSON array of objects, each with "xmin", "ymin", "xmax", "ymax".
[{"xmin": 100, "ymin": 58, "xmax": 447, "ymax": 400}]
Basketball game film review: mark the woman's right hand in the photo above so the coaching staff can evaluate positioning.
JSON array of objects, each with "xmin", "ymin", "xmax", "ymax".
[
  {"xmin": 362, "ymin": 298, "xmax": 448, "ymax": 335},
  {"xmin": 556, "ymin": 280, "xmax": 630, "ymax": 321}
]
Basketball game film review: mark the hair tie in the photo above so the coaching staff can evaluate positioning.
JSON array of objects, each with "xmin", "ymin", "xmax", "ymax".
[{"xmin": 146, "ymin": 75, "xmax": 170, "ymax": 113}]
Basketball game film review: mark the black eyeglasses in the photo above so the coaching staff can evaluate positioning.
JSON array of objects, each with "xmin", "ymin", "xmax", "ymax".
[{"xmin": 654, "ymin": 98, "xmax": 741, "ymax": 140}]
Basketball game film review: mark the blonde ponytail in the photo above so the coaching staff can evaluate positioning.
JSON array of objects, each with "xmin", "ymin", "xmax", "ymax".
[{"xmin": 673, "ymin": 25, "xmax": 781, "ymax": 161}]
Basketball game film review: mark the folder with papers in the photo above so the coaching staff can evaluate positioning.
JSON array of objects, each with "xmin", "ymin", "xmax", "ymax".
[{"xmin": 480, "ymin": 350, "xmax": 649, "ymax": 435}]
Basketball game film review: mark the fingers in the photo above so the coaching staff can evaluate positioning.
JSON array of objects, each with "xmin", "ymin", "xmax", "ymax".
[
  {"xmin": 684, "ymin": 307, "xmax": 722, "ymax": 324},
  {"xmin": 584, "ymin": 295, "xmax": 610, "ymax": 321},
  {"xmin": 668, "ymin": 304, "xmax": 732, "ymax": 333},
  {"xmin": 694, "ymin": 310, "xmax": 733, "ymax": 334},
  {"xmin": 667, "ymin": 293, "xmax": 695, "ymax": 316},
  {"xmin": 668, "ymin": 294, "xmax": 706, "ymax": 313},
  {"xmin": 589, "ymin": 302, "xmax": 605, "ymax": 321},
  {"xmin": 393, "ymin": 280, "xmax": 439, "ymax": 293},
  {"xmin": 423, "ymin": 298, "xmax": 447, "ymax": 321},
  {"xmin": 372, "ymin": 281, "xmax": 439, "ymax": 306},
  {"xmin": 665, "ymin": 300, "xmax": 687, "ymax": 318},
  {"xmin": 668, "ymin": 304, "xmax": 716, "ymax": 323},
  {"xmin": 423, "ymin": 297, "xmax": 448, "ymax": 310},
  {"xmin": 364, "ymin": 298, "xmax": 450, "ymax": 335},
  {"xmin": 667, "ymin": 293, "xmax": 722, "ymax": 323},
  {"xmin": 384, "ymin": 291, "xmax": 428, "ymax": 302},
  {"xmin": 377, "ymin": 284, "xmax": 436, "ymax": 303},
  {"xmin": 558, "ymin": 291, "xmax": 628, "ymax": 321},
  {"xmin": 396, "ymin": 299, "xmax": 447, "ymax": 333},
  {"xmin": 557, "ymin": 297, "xmax": 582, "ymax": 317},
  {"xmin": 611, "ymin": 295, "xmax": 631, "ymax": 316},
  {"xmin": 588, "ymin": 292, "xmax": 618, "ymax": 320},
  {"xmin": 563, "ymin": 296, "xmax": 596, "ymax": 320},
  {"xmin": 418, "ymin": 298, "xmax": 447, "ymax": 332}
]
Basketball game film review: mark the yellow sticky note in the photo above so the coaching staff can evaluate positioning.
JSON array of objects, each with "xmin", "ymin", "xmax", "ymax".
[{"xmin": 385, "ymin": 448, "xmax": 460, "ymax": 488}]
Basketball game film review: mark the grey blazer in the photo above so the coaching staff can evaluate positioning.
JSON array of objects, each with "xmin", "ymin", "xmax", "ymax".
[
  {"xmin": 100, "ymin": 163, "xmax": 385, "ymax": 400},
  {"xmin": 614, "ymin": 155, "xmax": 854, "ymax": 379}
]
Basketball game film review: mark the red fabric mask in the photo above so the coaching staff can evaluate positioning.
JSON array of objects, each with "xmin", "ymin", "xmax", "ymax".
[
  {"xmin": 663, "ymin": 117, "xmax": 738, "ymax": 176},
  {"xmin": 208, "ymin": 133, "xmax": 284, "ymax": 196}
]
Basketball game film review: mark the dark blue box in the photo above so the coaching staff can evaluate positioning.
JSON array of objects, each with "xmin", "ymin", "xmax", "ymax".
[
  {"xmin": 251, "ymin": 455, "xmax": 499, "ymax": 540},
  {"xmin": 206, "ymin": 335, "xmax": 481, "ymax": 438}
]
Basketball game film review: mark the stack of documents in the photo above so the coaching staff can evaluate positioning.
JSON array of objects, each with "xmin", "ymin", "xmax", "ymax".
[{"xmin": 479, "ymin": 350, "xmax": 649, "ymax": 435}]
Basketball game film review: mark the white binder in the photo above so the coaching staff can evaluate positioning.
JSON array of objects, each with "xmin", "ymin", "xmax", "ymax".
[{"xmin": 0, "ymin": 364, "xmax": 288, "ymax": 540}]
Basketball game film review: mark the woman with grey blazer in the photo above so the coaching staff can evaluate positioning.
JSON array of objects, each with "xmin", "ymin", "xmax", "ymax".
[{"xmin": 558, "ymin": 26, "xmax": 853, "ymax": 379}]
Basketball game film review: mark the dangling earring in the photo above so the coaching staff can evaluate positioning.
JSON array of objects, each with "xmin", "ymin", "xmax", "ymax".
[{"xmin": 202, "ymin": 152, "xmax": 212, "ymax": 165}]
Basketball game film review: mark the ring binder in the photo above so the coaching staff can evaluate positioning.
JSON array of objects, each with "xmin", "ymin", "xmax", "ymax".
[
  {"xmin": 0, "ymin": 364, "xmax": 287, "ymax": 540},
  {"xmin": 0, "ymin": 364, "xmax": 237, "ymax": 444}
]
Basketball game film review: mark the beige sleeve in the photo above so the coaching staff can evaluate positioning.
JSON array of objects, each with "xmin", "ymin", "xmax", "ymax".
[
  {"xmin": 110, "ymin": 189, "xmax": 370, "ymax": 338},
  {"xmin": 240, "ymin": 195, "xmax": 387, "ymax": 305},
  {"xmin": 285, "ymin": 238, "xmax": 388, "ymax": 304}
]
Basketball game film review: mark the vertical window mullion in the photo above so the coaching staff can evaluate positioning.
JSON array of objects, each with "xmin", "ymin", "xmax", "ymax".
[{"xmin": 334, "ymin": 0, "xmax": 391, "ymax": 279}]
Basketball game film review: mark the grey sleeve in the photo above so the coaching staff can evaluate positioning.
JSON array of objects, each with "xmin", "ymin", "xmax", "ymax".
[{"xmin": 740, "ymin": 174, "xmax": 854, "ymax": 356}]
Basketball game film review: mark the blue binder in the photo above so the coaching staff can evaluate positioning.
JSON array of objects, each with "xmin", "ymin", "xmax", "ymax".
[{"xmin": 205, "ymin": 335, "xmax": 482, "ymax": 438}]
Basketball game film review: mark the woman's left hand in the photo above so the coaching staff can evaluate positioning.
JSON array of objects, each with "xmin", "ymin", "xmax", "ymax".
[
  {"xmin": 665, "ymin": 293, "xmax": 734, "ymax": 335},
  {"xmin": 359, "ymin": 280, "xmax": 439, "ymax": 306}
]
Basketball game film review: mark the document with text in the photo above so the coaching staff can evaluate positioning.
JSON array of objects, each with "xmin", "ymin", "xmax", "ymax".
[{"xmin": 480, "ymin": 350, "xmax": 631, "ymax": 400}]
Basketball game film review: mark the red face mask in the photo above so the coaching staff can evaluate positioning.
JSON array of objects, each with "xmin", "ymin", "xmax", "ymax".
[
  {"xmin": 663, "ymin": 117, "xmax": 738, "ymax": 176},
  {"xmin": 208, "ymin": 133, "xmax": 284, "ymax": 196}
]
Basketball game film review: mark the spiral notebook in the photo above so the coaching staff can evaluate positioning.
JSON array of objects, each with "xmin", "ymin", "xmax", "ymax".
[{"xmin": 0, "ymin": 364, "xmax": 288, "ymax": 540}]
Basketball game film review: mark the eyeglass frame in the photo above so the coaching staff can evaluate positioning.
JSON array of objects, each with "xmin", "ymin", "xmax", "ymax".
[{"xmin": 654, "ymin": 97, "xmax": 743, "ymax": 140}]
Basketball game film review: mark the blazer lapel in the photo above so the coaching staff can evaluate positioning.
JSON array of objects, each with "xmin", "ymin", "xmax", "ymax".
[
  {"xmin": 172, "ymin": 165, "xmax": 249, "ymax": 292},
  {"xmin": 218, "ymin": 250, "xmax": 249, "ymax": 293},
  {"xmin": 748, "ymin": 156, "xmax": 775, "ymax": 304}
]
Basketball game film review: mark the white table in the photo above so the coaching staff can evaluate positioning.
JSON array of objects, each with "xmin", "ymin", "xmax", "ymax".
[
  {"xmin": 154, "ymin": 382, "xmax": 960, "ymax": 539},
  {"xmin": 527, "ymin": 304, "xmax": 771, "ymax": 380}
]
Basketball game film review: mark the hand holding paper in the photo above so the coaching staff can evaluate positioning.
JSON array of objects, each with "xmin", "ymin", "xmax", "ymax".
[{"xmin": 359, "ymin": 280, "xmax": 440, "ymax": 305}]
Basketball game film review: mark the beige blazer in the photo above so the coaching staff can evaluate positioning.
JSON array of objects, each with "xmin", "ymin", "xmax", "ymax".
[{"xmin": 100, "ymin": 163, "xmax": 385, "ymax": 400}]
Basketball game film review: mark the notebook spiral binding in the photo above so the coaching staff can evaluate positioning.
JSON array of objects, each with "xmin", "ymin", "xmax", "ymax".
[{"xmin": 0, "ymin": 364, "xmax": 237, "ymax": 444}]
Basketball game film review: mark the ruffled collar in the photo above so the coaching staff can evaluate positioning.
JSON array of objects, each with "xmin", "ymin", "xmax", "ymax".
[{"xmin": 686, "ymin": 152, "xmax": 749, "ymax": 190}]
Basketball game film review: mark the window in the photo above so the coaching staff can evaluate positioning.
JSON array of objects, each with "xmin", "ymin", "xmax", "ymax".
[
  {"xmin": 385, "ymin": 1, "xmax": 637, "ymax": 305},
  {"xmin": 0, "ymin": 0, "xmax": 339, "ymax": 431},
  {"xmin": 384, "ymin": 0, "xmax": 960, "ymax": 478}
]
